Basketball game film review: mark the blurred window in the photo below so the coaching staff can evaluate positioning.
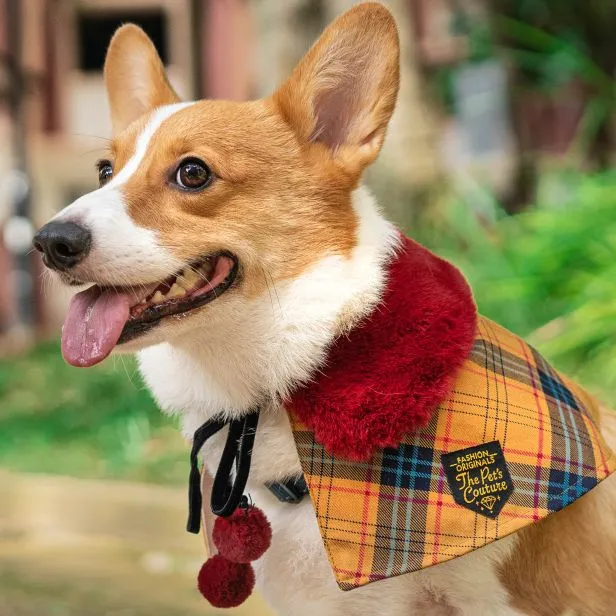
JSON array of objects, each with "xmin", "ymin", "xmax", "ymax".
[{"xmin": 76, "ymin": 10, "xmax": 168, "ymax": 72}]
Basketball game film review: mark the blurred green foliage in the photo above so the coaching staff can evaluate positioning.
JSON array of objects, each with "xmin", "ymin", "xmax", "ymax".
[
  {"xmin": 0, "ymin": 342, "xmax": 186, "ymax": 484},
  {"xmin": 415, "ymin": 170, "xmax": 616, "ymax": 403}
]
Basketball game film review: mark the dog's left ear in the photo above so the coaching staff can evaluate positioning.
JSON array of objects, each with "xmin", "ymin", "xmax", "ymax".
[
  {"xmin": 273, "ymin": 3, "xmax": 400, "ymax": 178},
  {"xmin": 104, "ymin": 24, "xmax": 179, "ymax": 135}
]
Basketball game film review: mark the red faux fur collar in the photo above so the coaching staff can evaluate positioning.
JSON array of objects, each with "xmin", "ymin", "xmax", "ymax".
[{"xmin": 286, "ymin": 234, "xmax": 478, "ymax": 460}]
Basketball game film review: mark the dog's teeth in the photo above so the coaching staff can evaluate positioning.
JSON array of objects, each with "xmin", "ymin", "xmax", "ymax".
[
  {"xmin": 151, "ymin": 291, "xmax": 165, "ymax": 304},
  {"xmin": 178, "ymin": 268, "xmax": 202, "ymax": 290},
  {"xmin": 166, "ymin": 282, "xmax": 187, "ymax": 299}
]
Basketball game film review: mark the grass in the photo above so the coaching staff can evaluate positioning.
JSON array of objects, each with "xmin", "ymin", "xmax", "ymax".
[
  {"xmin": 0, "ymin": 340, "xmax": 186, "ymax": 484},
  {"xmin": 412, "ymin": 170, "xmax": 616, "ymax": 403}
]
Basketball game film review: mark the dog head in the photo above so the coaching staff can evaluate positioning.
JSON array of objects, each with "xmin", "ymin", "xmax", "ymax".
[{"xmin": 34, "ymin": 3, "xmax": 400, "ymax": 367}]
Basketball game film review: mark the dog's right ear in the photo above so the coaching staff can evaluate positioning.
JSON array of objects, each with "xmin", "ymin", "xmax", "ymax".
[
  {"xmin": 104, "ymin": 24, "xmax": 179, "ymax": 135},
  {"xmin": 272, "ymin": 3, "xmax": 400, "ymax": 179}
]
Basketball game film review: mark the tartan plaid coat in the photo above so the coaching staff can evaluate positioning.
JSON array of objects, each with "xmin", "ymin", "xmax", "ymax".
[{"xmin": 286, "ymin": 237, "xmax": 616, "ymax": 592}]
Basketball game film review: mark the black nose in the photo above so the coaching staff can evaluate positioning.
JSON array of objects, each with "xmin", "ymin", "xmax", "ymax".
[{"xmin": 33, "ymin": 221, "xmax": 92, "ymax": 270}]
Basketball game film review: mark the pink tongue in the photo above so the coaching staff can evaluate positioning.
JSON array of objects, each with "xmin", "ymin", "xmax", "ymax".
[{"xmin": 61, "ymin": 286, "xmax": 131, "ymax": 367}]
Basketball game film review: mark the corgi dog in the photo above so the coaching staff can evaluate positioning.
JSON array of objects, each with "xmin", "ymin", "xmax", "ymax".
[{"xmin": 34, "ymin": 3, "xmax": 616, "ymax": 615}]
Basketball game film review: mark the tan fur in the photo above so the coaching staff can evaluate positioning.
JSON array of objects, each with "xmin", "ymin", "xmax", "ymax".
[
  {"xmin": 104, "ymin": 24, "xmax": 179, "ymax": 135},
  {"xmin": 119, "ymin": 99, "xmax": 358, "ymax": 297},
  {"xmin": 108, "ymin": 113, "xmax": 148, "ymax": 170},
  {"xmin": 499, "ymin": 408, "xmax": 616, "ymax": 615},
  {"xmin": 599, "ymin": 405, "xmax": 616, "ymax": 449},
  {"xmin": 273, "ymin": 2, "xmax": 400, "ymax": 179}
]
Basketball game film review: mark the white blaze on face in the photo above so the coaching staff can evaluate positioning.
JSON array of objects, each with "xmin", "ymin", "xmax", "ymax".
[{"xmin": 52, "ymin": 101, "xmax": 195, "ymax": 286}]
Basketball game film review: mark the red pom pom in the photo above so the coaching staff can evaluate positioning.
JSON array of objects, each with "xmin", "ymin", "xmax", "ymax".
[
  {"xmin": 197, "ymin": 555, "xmax": 255, "ymax": 608},
  {"xmin": 213, "ymin": 506, "xmax": 272, "ymax": 563}
]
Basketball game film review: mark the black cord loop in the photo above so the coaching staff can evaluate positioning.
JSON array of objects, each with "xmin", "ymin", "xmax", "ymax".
[
  {"xmin": 186, "ymin": 410, "xmax": 260, "ymax": 534},
  {"xmin": 211, "ymin": 412, "xmax": 260, "ymax": 517}
]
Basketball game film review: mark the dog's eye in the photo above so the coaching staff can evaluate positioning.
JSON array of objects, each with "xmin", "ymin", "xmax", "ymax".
[
  {"xmin": 175, "ymin": 158, "xmax": 212, "ymax": 191},
  {"xmin": 97, "ymin": 160, "xmax": 113, "ymax": 187}
]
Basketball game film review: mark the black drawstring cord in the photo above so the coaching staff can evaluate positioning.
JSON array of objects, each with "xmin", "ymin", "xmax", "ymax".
[
  {"xmin": 211, "ymin": 412, "xmax": 260, "ymax": 517},
  {"xmin": 186, "ymin": 410, "xmax": 261, "ymax": 534},
  {"xmin": 187, "ymin": 416, "xmax": 227, "ymax": 534}
]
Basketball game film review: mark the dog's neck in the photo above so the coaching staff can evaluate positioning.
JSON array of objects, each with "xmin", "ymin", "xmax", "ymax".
[{"xmin": 137, "ymin": 186, "xmax": 399, "ymax": 436}]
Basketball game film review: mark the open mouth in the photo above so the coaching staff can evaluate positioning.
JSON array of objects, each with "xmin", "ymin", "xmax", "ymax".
[
  {"xmin": 121, "ymin": 253, "xmax": 238, "ymax": 343},
  {"xmin": 61, "ymin": 253, "xmax": 238, "ymax": 368}
]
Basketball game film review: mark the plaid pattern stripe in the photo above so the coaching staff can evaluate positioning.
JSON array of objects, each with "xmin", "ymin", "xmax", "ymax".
[{"xmin": 289, "ymin": 317, "xmax": 616, "ymax": 591}]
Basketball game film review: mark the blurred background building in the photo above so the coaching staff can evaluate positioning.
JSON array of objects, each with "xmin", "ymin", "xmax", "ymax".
[{"xmin": 1, "ymin": 1, "xmax": 616, "ymax": 614}]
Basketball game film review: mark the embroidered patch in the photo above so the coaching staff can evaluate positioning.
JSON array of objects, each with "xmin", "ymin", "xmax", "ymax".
[{"xmin": 441, "ymin": 441, "xmax": 514, "ymax": 518}]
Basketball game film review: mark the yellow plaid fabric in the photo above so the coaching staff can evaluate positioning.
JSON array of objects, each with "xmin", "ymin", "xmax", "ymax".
[{"xmin": 290, "ymin": 317, "xmax": 616, "ymax": 591}]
